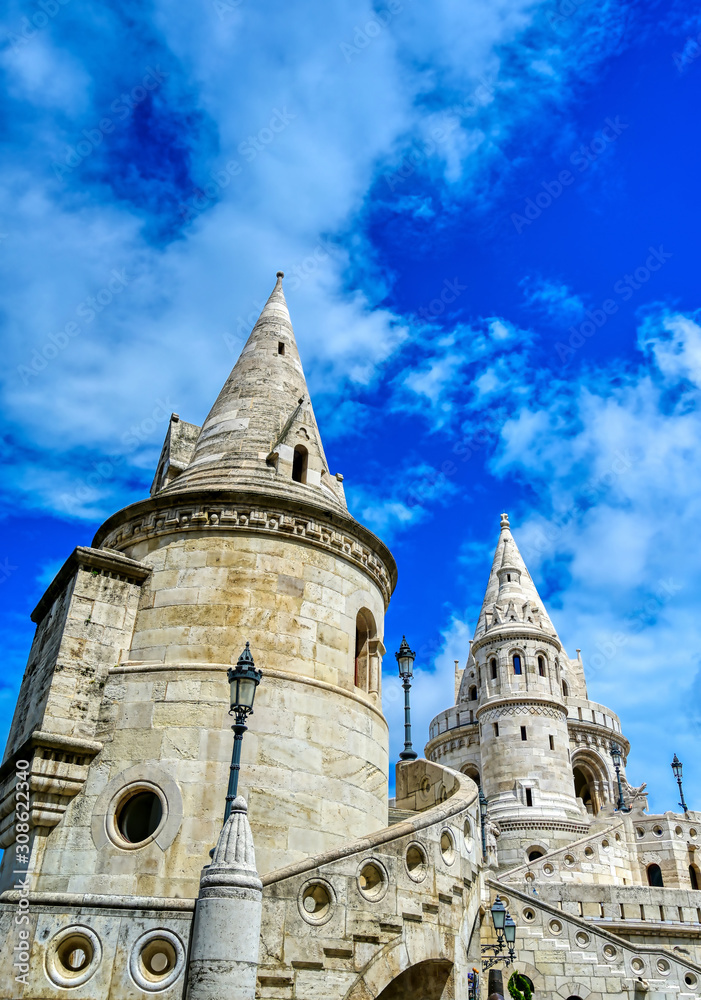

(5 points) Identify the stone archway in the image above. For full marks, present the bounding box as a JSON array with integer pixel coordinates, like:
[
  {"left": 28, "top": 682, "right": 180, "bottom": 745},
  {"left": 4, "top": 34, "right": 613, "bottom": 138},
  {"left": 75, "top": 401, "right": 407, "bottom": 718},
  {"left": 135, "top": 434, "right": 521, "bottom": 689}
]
[
  {"left": 374, "top": 960, "right": 453, "bottom": 1000},
  {"left": 571, "top": 750, "right": 610, "bottom": 815}
]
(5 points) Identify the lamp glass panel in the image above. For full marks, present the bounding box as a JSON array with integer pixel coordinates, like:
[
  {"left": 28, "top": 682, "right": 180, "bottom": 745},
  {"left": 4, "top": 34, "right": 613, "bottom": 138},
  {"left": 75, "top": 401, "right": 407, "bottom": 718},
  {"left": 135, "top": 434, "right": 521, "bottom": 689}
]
[
  {"left": 491, "top": 897, "right": 506, "bottom": 930},
  {"left": 672, "top": 760, "right": 683, "bottom": 779},
  {"left": 610, "top": 746, "right": 621, "bottom": 767},
  {"left": 237, "top": 676, "right": 256, "bottom": 709},
  {"left": 504, "top": 915, "right": 516, "bottom": 944}
]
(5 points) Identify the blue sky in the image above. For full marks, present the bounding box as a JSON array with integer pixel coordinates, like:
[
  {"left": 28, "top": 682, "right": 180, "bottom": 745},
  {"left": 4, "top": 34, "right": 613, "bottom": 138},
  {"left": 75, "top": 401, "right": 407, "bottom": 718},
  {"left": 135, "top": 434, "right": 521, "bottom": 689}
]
[{"left": 2, "top": 0, "right": 701, "bottom": 812}]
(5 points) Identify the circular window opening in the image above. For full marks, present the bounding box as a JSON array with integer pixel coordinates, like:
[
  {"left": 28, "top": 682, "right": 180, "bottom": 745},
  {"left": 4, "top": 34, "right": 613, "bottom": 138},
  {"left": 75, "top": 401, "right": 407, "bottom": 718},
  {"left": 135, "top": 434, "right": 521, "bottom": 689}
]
[
  {"left": 631, "top": 958, "right": 645, "bottom": 973},
  {"left": 575, "top": 931, "right": 590, "bottom": 947},
  {"left": 685, "top": 973, "right": 697, "bottom": 988},
  {"left": 549, "top": 919, "right": 562, "bottom": 935},
  {"left": 406, "top": 843, "right": 428, "bottom": 882},
  {"left": 117, "top": 790, "right": 163, "bottom": 845},
  {"left": 140, "top": 939, "right": 177, "bottom": 983},
  {"left": 302, "top": 883, "right": 331, "bottom": 918},
  {"left": 601, "top": 839, "right": 610, "bottom": 851},
  {"left": 584, "top": 846, "right": 594, "bottom": 858},
  {"left": 358, "top": 862, "right": 386, "bottom": 900},
  {"left": 440, "top": 830, "right": 456, "bottom": 865},
  {"left": 523, "top": 908, "right": 535, "bottom": 921},
  {"left": 564, "top": 854, "right": 576, "bottom": 867},
  {"left": 690, "top": 828, "right": 698, "bottom": 840},
  {"left": 653, "top": 825, "right": 663, "bottom": 838},
  {"left": 57, "top": 935, "right": 93, "bottom": 976},
  {"left": 542, "top": 863, "right": 555, "bottom": 876},
  {"left": 603, "top": 944, "right": 617, "bottom": 960},
  {"left": 656, "top": 959, "right": 671, "bottom": 976},
  {"left": 675, "top": 825, "right": 684, "bottom": 837}
]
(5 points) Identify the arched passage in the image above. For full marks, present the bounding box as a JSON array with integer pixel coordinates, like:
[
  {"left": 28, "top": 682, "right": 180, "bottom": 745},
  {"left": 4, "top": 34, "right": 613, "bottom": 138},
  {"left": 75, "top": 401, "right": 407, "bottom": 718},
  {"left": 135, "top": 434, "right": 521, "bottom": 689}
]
[
  {"left": 292, "top": 444, "right": 308, "bottom": 483},
  {"left": 460, "top": 763, "right": 481, "bottom": 788},
  {"left": 571, "top": 750, "right": 610, "bottom": 815},
  {"left": 647, "top": 863, "right": 664, "bottom": 887},
  {"left": 374, "top": 960, "right": 453, "bottom": 1000}
]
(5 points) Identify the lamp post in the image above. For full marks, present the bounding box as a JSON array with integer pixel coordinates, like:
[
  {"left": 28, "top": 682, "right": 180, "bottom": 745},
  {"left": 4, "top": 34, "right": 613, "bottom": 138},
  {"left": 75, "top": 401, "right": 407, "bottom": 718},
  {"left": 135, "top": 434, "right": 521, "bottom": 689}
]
[
  {"left": 396, "top": 636, "right": 418, "bottom": 761},
  {"left": 609, "top": 743, "right": 630, "bottom": 813},
  {"left": 224, "top": 642, "right": 262, "bottom": 823},
  {"left": 481, "top": 895, "right": 517, "bottom": 971},
  {"left": 672, "top": 754, "right": 689, "bottom": 814}
]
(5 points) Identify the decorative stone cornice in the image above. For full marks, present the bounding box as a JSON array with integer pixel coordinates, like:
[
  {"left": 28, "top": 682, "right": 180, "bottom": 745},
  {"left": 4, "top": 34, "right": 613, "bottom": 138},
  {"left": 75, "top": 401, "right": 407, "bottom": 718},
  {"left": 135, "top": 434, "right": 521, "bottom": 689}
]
[
  {"left": 31, "top": 546, "right": 151, "bottom": 624},
  {"left": 471, "top": 629, "right": 562, "bottom": 657},
  {"left": 568, "top": 721, "right": 630, "bottom": 759},
  {"left": 424, "top": 723, "right": 479, "bottom": 760},
  {"left": 92, "top": 488, "right": 398, "bottom": 607},
  {"left": 476, "top": 696, "right": 567, "bottom": 723}
]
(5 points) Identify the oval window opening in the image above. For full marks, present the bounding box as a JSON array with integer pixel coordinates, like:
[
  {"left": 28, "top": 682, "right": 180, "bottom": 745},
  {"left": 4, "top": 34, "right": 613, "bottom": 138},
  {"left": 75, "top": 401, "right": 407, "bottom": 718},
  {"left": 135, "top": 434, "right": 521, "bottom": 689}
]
[{"left": 117, "top": 791, "right": 163, "bottom": 844}]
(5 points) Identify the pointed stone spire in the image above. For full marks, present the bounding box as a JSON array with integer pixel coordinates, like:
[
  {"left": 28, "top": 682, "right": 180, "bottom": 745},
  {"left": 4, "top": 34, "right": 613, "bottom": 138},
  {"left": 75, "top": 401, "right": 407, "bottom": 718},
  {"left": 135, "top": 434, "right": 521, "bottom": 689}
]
[
  {"left": 474, "top": 513, "right": 558, "bottom": 640},
  {"left": 162, "top": 272, "right": 347, "bottom": 513}
]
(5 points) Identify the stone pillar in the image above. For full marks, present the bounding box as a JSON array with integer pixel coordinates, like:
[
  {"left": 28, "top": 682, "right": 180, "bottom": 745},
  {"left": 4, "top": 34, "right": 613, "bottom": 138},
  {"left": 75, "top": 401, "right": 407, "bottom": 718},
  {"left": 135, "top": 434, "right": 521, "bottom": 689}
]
[{"left": 185, "top": 797, "right": 262, "bottom": 1000}]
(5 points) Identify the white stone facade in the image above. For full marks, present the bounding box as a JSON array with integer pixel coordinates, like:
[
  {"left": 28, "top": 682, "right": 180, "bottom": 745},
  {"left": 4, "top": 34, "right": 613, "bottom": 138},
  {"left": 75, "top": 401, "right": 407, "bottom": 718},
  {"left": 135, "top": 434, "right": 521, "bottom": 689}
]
[{"left": 1, "top": 275, "right": 699, "bottom": 1000}]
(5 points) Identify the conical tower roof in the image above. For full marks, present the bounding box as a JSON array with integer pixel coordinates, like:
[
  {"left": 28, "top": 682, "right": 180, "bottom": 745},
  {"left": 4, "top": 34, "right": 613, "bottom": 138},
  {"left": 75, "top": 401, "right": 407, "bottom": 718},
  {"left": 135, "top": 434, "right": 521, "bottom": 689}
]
[
  {"left": 161, "top": 272, "right": 347, "bottom": 514},
  {"left": 473, "top": 513, "right": 560, "bottom": 641}
]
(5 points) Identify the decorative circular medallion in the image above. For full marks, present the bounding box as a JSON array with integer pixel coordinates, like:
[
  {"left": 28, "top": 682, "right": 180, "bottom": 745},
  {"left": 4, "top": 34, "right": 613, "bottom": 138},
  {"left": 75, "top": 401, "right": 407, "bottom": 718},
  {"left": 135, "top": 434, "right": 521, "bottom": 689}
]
[
  {"left": 129, "top": 929, "right": 185, "bottom": 992},
  {"left": 46, "top": 926, "right": 102, "bottom": 989}
]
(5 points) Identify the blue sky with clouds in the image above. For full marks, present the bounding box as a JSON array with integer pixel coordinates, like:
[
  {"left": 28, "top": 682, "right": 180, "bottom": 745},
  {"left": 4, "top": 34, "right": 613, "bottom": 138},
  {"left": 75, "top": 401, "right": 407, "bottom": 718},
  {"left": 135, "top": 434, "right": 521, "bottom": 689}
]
[{"left": 2, "top": 0, "right": 701, "bottom": 811}]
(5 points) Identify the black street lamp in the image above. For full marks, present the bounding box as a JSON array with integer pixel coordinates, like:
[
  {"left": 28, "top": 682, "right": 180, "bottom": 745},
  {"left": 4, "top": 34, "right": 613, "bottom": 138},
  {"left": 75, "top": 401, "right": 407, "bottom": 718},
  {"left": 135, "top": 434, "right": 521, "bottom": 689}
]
[
  {"left": 609, "top": 743, "right": 630, "bottom": 813},
  {"left": 396, "top": 636, "right": 418, "bottom": 761},
  {"left": 224, "top": 642, "right": 262, "bottom": 823},
  {"left": 672, "top": 754, "right": 689, "bottom": 814},
  {"left": 481, "top": 895, "right": 517, "bottom": 971}
]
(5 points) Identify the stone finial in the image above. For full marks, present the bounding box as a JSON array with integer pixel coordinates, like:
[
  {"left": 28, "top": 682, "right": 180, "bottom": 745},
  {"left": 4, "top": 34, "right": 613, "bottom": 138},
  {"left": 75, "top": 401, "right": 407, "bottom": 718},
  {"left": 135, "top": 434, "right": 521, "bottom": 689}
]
[
  {"left": 500, "top": 512, "right": 510, "bottom": 529},
  {"left": 276, "top": 270, "right": 284, "bottom": 279},
  {"left": 200, "top": 796, "right": 262, "bottom": 894}
]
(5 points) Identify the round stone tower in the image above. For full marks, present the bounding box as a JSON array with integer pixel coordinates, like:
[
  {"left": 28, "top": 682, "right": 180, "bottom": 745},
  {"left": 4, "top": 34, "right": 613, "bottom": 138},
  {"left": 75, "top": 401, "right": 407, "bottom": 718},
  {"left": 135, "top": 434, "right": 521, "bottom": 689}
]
[{"left": 91, "top": 272, "right": 397, "bottom": 883}]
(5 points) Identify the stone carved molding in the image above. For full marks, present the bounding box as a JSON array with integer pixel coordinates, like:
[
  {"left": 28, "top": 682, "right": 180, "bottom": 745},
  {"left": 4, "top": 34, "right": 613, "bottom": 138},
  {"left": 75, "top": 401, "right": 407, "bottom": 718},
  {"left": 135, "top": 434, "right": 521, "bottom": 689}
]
[
  {"left": 568, "top": 722, "right": 630, "bottom": 758},
  {"left": 0, "top": 731, "right": 103, "bottom": 848},
  {"left": 96, "top": 497, "right": 395, "bottom": 606},
  {"left": 479, "top": 701, "right": 567, "bottom": 724}
]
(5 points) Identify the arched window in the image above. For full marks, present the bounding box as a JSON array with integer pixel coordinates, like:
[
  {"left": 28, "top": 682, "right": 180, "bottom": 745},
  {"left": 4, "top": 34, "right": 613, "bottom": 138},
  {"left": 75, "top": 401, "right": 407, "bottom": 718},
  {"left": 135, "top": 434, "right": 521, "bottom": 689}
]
[
  {"left": 538, "top": 655, "right": 546, "bottom": 676},
  {"left": 513, "top": 654, "right": 522, "bottom": 675},
  {"left": 354, "top": 609, "right": 376, "bottom": 691},
  {"left": 647, "top": 863, "right": 664, "bottom": 887},
  {"left": 469, "top": 685, "right": 477, "bottom": 701},
  {"left": 528, "top": 849, "right": 544, "bottom": 862},
  {"left": 490, "top": 659, "right": 497, "bottom": 679},
  {"left": 562, "top": 680, "right": 569, "bottom": 697},
  {"left": 690, "top": 865, "right": 700, "bottom": 890},
  {"left": 292, "top": 445, "right": 308, "bottom": 483}
]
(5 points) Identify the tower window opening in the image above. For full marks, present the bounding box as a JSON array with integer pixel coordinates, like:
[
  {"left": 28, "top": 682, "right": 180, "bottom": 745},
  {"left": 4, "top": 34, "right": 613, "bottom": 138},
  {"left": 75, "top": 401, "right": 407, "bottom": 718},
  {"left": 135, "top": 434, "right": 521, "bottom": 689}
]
[
  {"left": 525, "top": 788, "right": 533, "bottom": 807},
  {"left": 538, "top": 655, "right": 546, "bottom": 676},
  {"left": 278, "top": 341, "right": 285, "bottom": 355},
  {"left": 513, "top": 654, "right": 522, "bottom": 675},
  {"left": 563, "top": 680, "right": 569, "bottom": 697},
  {"left": 690, "top": 865, "right": 700, "bottom": 890},
  {"left": 647, "top": 863, "right": 664, "bottom": 887},
  {"left": 292, "top": 445, "right": 308, "bottom": 484},
  {"left": 528, "top": 849, "right": 544, "bottom": 862},
  {"left": 469, "top": 685, "right": 477, "bottom": 701},
  {"left": 549, "top": 735, "right": 555, "bottom": 750},
  {"left": 521, "top": 726, "right": 527, "bottom": 741},
  {"left": 354, "top": 609, "right": 376, "bottom": 692},
  {"left": 490, "top": 659, "right": 497, "bottom": 679},
  {"left": 493, "top": 723, "right": 499, "bottom": 737},
  {"left": 507, "top": 573, "right": 511, "bottom": 581}
]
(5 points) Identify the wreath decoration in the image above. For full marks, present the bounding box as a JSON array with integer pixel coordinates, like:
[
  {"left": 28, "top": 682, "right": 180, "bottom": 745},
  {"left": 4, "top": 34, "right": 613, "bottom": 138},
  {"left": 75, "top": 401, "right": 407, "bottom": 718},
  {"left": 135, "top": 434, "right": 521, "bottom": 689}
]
[{"left": 507, "top": 971, "right": 533, "bottom": 1000}]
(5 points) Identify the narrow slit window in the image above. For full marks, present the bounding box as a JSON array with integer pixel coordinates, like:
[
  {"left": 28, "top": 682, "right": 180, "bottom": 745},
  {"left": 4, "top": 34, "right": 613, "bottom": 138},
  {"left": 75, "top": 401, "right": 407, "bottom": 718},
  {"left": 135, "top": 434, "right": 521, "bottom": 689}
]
[
  {"left": 490, "top": 659, "right": 497, "bottom": 679},
  {"left": 525, "top": 788, "right": 533, "bottom": 807},
  {"left": 493, "top": 722, "right": 499, "bottom": 737},
  {"left": 563, "top": 680, "right": 569, "bottom": 698},
  {"left": 513, "top": 654, "right": 522, "bottom": 675},
  {"left": 278, "top": 341, "right": 285, "bottom": 355},
  {"left": 549, "top": 735, "right": 555, "bottom": 750},
  {"left": 292, "top": 445, "right": 308, "bottom": 484},
  {"left": 521, "top": 726, "right": 527, "bottom": 741},
  {"left": 538, "top": 655, "right": 546, "bottom": 676}
]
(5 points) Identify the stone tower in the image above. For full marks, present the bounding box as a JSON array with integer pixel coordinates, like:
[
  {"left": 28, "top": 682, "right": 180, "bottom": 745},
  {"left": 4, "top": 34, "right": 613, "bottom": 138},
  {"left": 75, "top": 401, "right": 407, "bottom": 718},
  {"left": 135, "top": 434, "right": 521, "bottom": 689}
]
[
  {"left": 0, "top": 272, "right": 397, "bottom": 900},
  {"left": 426, "top": 513, "right": 631, "bottom": 867}
]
